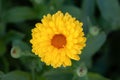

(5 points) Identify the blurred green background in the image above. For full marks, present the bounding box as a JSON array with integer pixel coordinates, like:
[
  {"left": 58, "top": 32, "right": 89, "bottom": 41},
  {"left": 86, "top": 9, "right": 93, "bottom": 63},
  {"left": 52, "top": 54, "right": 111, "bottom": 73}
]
[{"left": 0, "top": 0, "right": 120, "bottom": 80}]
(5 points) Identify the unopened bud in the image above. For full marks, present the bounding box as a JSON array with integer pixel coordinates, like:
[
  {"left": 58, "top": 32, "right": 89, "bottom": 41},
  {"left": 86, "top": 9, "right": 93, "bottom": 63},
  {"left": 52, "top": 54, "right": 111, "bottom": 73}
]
[
  {"left": 76, "top": 63, "right": 87, "bottom": 77},
  {"left": 89, "top": 26, "right": 100, "bottom": 36},
  {"left": 11, "top": 46, "right": 22, "bottom": 58}
]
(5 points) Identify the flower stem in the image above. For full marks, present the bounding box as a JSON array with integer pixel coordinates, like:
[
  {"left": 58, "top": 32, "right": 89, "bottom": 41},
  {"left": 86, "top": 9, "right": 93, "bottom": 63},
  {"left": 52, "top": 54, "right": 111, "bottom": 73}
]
[{"left": 31, "top": 62, "right": 36, "bottom": 80}]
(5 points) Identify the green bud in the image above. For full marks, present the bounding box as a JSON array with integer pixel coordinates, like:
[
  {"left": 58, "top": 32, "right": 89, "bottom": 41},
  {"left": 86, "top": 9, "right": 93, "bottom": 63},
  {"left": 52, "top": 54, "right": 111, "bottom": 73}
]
[
  {"left": 76, "top": 63, "right": 87, "bottom": 77},
  {"left": 11, "top": 46, "right": 23, "bottom": 58},
  {"left": 89, "top": 26, "right": 100, "bottom": 36}
]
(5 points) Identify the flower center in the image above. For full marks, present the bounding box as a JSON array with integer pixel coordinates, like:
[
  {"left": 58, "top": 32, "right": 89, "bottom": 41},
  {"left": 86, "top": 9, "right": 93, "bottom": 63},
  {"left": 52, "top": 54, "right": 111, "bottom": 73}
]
[{"left": 51, "top": 34, "right": 66, "bottom": 49}]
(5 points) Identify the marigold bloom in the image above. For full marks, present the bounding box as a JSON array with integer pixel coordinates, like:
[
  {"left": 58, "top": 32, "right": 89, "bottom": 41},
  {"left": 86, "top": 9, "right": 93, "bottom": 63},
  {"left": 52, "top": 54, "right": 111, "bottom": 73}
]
[{"left": 30, "top": 11, "right": 86, "bottom": 68}]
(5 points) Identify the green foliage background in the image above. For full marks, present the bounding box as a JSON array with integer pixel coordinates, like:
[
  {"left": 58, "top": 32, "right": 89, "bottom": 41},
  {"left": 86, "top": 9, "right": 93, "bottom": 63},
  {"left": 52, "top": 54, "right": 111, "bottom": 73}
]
[{"left": 0, "top": 0, "right": 120, "bottom": 80}]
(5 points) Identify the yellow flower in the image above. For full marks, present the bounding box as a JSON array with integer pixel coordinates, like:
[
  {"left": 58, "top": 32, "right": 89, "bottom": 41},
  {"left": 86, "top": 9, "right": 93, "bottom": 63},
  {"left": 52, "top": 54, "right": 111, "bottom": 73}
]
[{"left": 30, "top": 11, "right": 86, "bottom": 68}]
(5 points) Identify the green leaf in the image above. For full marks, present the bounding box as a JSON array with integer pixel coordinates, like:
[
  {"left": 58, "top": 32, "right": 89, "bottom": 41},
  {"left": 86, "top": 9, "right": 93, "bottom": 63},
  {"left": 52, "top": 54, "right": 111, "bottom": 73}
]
[
  {"left": 0, "top": 71, "right": 4, "bottom": 78},
  {"left": 4, "top": 6, "right": 36, "bottom": 22},
  {"left": 0, "top": 40, "right": 6, "bottom": 56},
  {"left": 5, "top": 30, "right": 24, "bottom": 43},
  {"left": 43, "top": 69, "right": 73, "bottom": 80},
  {"left": 97, "top": 0, "right": 120, "bottom": 30},
  {"left": 61, "top": 5, "right": 82, "bottom": 20},
  {"left": 81, "top": 32, "right": 107, "bottom": 67},
  {"left": 1, "top": 70, "right": 46, "bottom": 80},
  {"left": 36, "top": 76, "right": 46, "bottom": 80},
  {"left": 0, "top": 0, "right": 2, "bottom": 14},
  {"left": 12, "top": 40, "right": 30, "bottom": 52},
  {"left": 20, "top": 56, "right": 43, "bottom": 72},
  {"left": 34, "top": 5, "right": 52, "bottom": 19},
  {"left": 50, "top": 0, "right": 64, "bottom": 8},
  {"left": 0, "top": 22, "right": 6, "bottom": 37},
  {"left": 72, "top": 75, "right": 88, "bottom": 80},
  {"left": 1, "top": 71, "right": 31, "bottom": 80},
  {"left": 88, "top": 72, "right": 109, "bottom": 80},
  {"left": 30, "top": 0, "right": 45, "bottom": 5},
  {"left": 82, "top": 0, "right": 95, "bottom": 18}
]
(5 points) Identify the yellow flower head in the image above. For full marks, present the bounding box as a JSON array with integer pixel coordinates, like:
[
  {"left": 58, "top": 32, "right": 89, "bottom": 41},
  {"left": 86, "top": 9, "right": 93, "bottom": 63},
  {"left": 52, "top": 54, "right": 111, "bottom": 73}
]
[{"left": 30, "top": 11, "right": 86, "bottom": 68}]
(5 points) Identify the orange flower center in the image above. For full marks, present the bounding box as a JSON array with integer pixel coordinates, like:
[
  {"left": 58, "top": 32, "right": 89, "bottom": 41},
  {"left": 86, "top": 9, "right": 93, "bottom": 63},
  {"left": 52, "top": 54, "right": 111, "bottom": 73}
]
[{"left": 51, "top": 34, "right": 66, "bottom": 49}]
